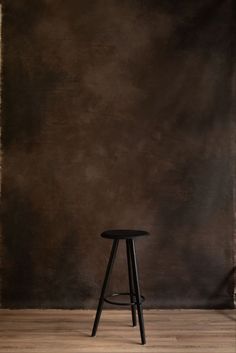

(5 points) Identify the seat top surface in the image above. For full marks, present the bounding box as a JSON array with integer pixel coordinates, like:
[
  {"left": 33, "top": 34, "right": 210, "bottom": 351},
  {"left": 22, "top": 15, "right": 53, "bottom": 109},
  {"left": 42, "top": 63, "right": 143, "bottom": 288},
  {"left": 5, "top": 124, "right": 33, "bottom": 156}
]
[{"left": 101, "top": 229, "right": 149, "bottom": 239}]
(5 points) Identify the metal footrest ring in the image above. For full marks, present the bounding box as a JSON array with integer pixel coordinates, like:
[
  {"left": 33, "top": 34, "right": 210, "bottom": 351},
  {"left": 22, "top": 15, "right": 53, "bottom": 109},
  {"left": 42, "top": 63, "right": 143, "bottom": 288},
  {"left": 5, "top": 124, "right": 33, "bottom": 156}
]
[{"left": 104, "top": 292, "right": 145, "bottom": 306}]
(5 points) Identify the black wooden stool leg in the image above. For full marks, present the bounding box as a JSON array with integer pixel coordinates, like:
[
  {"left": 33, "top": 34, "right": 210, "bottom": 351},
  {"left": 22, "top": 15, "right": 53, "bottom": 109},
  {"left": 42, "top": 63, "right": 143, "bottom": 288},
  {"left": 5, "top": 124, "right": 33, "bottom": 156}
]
[
  {"left": 129, "top": 239, "right": 146, "bottom": 345},
  {"left": 91, "top": 239, "right": 119, "bottom": 337},
  {"left": 126, "top": 240, "right": 137, "bottom": 327}
]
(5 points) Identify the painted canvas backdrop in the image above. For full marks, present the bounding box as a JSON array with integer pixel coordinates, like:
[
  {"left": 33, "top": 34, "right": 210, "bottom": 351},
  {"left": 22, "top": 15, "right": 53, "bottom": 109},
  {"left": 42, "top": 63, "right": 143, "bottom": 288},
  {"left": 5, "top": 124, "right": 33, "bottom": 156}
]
[{"left": 1, "top": 0, "right": 235, "bottom": 308}]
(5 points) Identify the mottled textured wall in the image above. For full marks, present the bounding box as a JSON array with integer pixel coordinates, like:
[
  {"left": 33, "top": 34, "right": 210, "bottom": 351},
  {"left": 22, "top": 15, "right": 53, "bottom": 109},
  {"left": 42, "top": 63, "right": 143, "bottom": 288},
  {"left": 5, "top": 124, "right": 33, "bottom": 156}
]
[
  {"left": 0, "top": 4, "right": 2, "bottom": 308},
  {"left": 2, "top": 0, "right": 235, "bottom": 308}
]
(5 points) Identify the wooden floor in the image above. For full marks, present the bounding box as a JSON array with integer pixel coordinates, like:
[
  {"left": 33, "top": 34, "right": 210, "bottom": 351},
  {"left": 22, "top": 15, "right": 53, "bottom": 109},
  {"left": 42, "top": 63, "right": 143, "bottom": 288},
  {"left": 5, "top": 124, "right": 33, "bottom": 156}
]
[{"left": 0, "top": 309, "right": 235, "bottom": 353}]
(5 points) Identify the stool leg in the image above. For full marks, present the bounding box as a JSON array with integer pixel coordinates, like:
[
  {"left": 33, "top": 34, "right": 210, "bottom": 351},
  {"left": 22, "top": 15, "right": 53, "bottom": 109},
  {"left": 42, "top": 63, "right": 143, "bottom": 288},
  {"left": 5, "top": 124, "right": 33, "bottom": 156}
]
[
  {"left": 91, "top": 239, "right": 119, "bottom": 337},
  {"left": 126, "top": 240, "right": 137, "bottom": 327},
  {"left": 129, "top": 239, "right": 146, "bottom": 345}
]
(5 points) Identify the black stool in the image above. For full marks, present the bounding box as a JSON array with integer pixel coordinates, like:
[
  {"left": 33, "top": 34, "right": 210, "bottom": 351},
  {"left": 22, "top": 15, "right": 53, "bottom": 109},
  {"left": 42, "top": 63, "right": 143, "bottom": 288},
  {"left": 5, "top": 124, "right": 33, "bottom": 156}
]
[{"left": 91, "top": 229, "right": 149, "bottom": 345}]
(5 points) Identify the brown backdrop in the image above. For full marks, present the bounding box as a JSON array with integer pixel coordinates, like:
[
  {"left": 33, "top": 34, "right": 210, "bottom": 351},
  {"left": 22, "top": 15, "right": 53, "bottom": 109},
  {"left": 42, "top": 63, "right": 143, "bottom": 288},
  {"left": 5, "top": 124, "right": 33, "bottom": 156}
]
[{"left": 1, "top": 0, "right": 235, "bottom": 308}]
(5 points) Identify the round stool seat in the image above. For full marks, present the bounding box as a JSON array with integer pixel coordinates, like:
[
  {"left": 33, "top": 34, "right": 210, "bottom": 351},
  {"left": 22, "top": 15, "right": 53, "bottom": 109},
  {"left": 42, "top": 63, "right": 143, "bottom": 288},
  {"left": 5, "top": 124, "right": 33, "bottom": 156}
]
[{"left": 101, "top": 229, "right": 149, "bottom": 240}]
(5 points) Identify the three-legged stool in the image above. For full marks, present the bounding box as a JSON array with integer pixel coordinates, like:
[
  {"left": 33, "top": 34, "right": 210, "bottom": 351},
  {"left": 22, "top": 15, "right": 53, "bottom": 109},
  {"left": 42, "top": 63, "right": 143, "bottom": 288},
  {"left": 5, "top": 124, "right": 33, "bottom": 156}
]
[{"left": 91, "top": 229, "right": 149, "bottom": 345}]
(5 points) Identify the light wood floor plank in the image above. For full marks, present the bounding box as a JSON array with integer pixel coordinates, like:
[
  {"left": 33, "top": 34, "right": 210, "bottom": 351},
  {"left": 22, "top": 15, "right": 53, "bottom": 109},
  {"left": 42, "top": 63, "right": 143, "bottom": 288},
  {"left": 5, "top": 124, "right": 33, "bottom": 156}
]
[{"left": 0, "top": 309, "right": 235, "bottom": 352}]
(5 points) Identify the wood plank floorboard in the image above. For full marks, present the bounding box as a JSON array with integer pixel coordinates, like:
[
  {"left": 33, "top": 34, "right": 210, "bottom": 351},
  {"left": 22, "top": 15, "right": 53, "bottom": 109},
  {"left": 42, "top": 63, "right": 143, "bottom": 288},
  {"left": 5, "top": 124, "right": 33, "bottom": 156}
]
[{"left": 0, "top": 309, "right": 235, "bottom": 353}]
